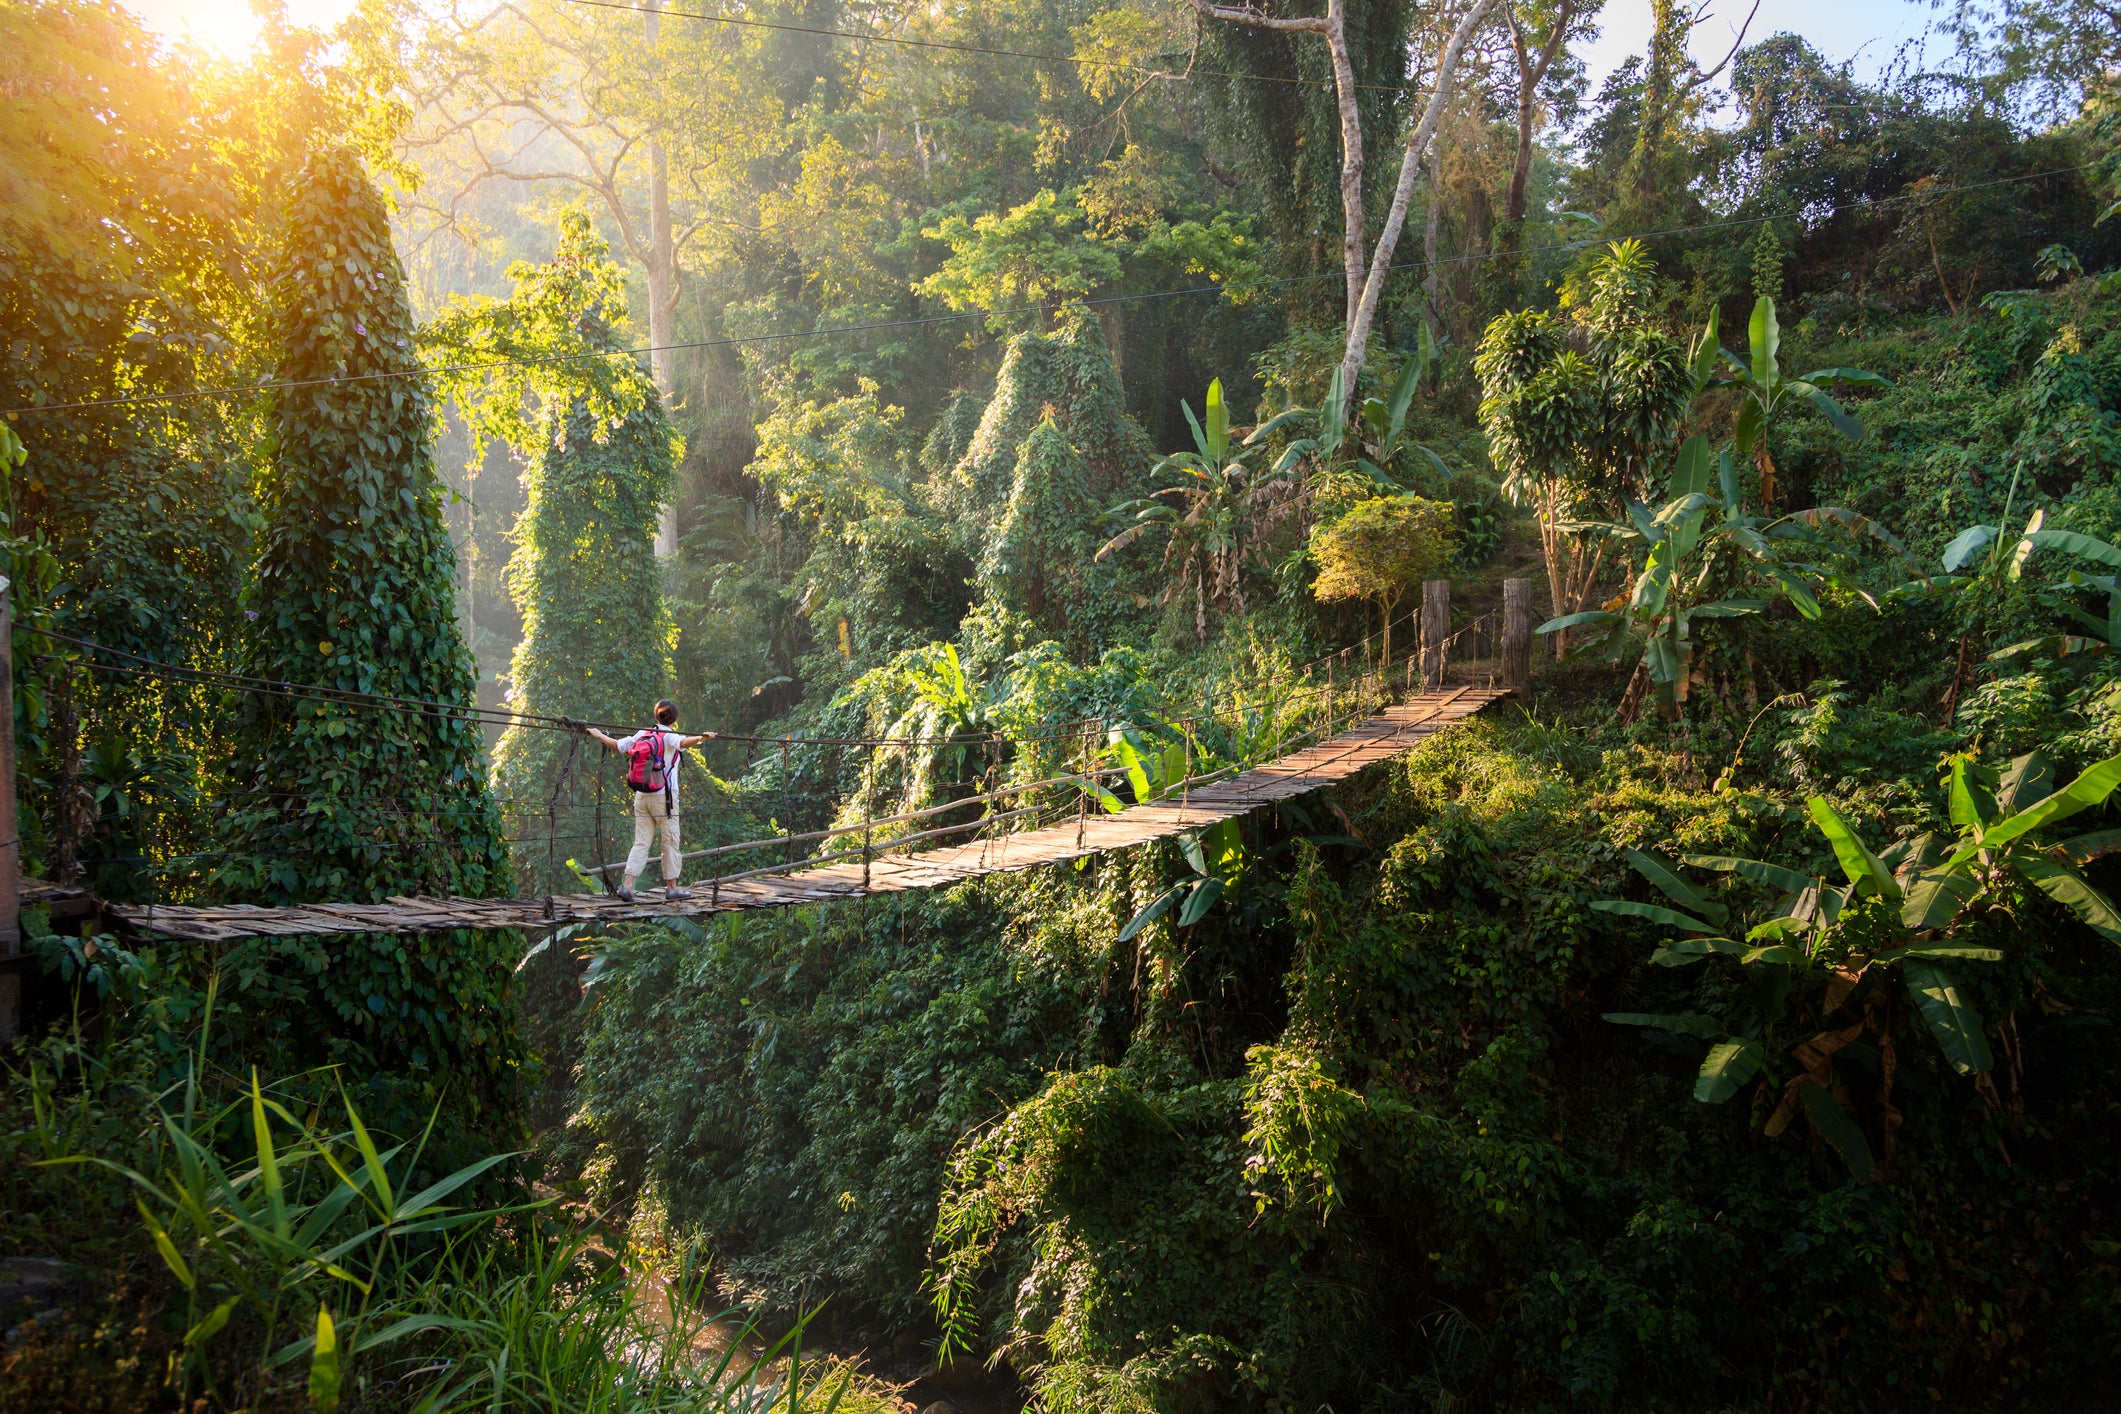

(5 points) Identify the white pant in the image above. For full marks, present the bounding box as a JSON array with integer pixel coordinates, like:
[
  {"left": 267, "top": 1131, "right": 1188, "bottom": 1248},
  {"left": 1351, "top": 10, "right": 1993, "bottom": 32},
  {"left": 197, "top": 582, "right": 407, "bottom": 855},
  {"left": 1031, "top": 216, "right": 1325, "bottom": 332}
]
[{"left": 625, "top": 790, "right": 681, "bottom": 882}]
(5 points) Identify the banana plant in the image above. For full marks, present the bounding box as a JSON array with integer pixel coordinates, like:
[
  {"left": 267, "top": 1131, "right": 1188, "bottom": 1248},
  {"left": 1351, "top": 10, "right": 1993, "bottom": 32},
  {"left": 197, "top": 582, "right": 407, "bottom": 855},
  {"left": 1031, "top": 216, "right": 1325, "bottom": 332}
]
[
  {"left": 1991, "top": 525, "right": 2121, "bottom": 661},
  {"left": 1600, "top": 750, "right": 2121, "bottom": 1178},
  {"left": 1711, "top": 294, "right": 1892, "bottom": 506},
  {"left": 1099, "top": 378, "right": 1295, "bottom": 637},
  {"left": 1120, "top": 817, "right": 1246, "bottom": 939},
  {"left": 1534, "top": 434, "right": 1893, "bottom": 715},
  {"left": 1267, "top": 344, "right": 1452, "bottom": 498}
]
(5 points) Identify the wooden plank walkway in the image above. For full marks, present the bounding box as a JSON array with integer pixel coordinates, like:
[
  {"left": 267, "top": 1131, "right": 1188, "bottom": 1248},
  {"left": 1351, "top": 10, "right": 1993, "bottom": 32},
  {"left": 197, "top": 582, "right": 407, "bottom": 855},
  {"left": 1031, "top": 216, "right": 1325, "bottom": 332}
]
[{"left": 105, "top": 687, "right": 1509, "bottom": 942}]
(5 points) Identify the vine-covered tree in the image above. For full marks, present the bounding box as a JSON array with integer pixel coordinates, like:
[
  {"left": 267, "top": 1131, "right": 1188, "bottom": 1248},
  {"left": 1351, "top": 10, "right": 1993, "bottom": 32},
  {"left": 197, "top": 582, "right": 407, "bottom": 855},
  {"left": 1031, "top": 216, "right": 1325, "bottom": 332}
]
[
  {"left": 980, "top": 414, "right": 1099, "bottom": 638},
  {"left": 425, "top": 211, "right": 678, "bottom": 891},
  {"left": 217, "top": 147, "right": 517, "bottom": 1139}
]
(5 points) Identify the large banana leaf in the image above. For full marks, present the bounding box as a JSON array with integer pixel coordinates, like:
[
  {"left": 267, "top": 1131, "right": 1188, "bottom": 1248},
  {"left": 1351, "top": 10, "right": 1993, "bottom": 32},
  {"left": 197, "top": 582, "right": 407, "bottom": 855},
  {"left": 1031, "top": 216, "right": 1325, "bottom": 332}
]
[
  {"left": 1948, "top": 756, "right": 1999, "bottom": 830},
  {"left": 1900, "top": 867, "right": 1979, "bottom": 932},
  {"left": 1806, "top": 797, "right": 1901, "bottom": 900},
  {"left": 1622, "top": 848, "right": 1728, "bottom": 924},
  {"left": 1942, "top": 524, "right": 1999, "bottom": 572},
  {"left": 1975, "top": 752, "right": 2121, "bottom": 850},
  {"left": 1669, "top": 434, "right": 1713, "bottom": 497},
  {"left": 1696, "top": 1038, "right": 1766, "bottom": 1103},
  {"left": 1903, "top": 960, "right": 1993, "bottom": 1074},
  {"left": 2020, "top": 858, "right": 2121, "bottom": 945},
  {"left": 1591, "top": 899, "right": 1720, "bottom": 933},
  {"left": 2025, "top": 527, "right": 2121, "bottom": 569},
  {"left": 1683, "top": 854, "right": 1816, "bottom": 893},
  {"left": 1749, "top": 294, "right": 1780, "bottom": 390}
]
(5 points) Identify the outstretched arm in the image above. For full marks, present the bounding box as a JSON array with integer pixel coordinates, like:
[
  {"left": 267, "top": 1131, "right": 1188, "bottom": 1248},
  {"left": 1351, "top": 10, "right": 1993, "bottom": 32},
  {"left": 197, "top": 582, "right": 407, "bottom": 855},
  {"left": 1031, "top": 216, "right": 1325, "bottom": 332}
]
[
  {"left": 583, "top": 726, "right": 622, "bottom": 751},
  {"left": 681, "top": 731, "right": 718, "bottom": 748}
]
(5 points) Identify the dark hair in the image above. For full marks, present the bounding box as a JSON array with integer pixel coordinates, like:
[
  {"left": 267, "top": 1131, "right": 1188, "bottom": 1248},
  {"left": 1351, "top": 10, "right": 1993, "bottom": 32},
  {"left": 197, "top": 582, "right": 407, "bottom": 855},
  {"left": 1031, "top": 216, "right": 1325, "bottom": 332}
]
[{"left": 654, "top": 699, "right": 679, "bottom": 726}]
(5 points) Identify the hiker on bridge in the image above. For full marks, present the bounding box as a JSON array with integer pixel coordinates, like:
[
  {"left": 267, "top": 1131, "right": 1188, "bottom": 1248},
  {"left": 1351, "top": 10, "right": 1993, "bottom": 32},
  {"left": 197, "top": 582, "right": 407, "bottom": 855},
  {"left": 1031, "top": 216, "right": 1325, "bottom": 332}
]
[{"left": 580, "top": 701, "right": 717, "bottom": 902}]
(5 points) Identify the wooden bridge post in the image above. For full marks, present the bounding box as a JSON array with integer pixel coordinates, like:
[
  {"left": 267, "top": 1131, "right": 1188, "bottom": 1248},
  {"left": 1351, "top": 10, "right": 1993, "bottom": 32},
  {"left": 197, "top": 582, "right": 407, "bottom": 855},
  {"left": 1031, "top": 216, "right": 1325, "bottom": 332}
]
[
  {"left": 0, "top": 586, "right": 19, "bottom": 1042},
  {"left": 1420, "top": 579, "right": 1450, "bottom": 689},
  {"left": 1502, "top": 577, "right": 1533, "bottom": 695}
]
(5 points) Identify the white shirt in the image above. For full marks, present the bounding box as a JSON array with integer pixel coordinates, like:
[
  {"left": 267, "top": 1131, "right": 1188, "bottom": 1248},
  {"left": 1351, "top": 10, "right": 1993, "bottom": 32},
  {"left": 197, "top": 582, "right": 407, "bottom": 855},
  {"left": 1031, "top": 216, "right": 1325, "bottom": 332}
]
[{"left": 614, "top": 728, "right": 685, "bottom": 806}]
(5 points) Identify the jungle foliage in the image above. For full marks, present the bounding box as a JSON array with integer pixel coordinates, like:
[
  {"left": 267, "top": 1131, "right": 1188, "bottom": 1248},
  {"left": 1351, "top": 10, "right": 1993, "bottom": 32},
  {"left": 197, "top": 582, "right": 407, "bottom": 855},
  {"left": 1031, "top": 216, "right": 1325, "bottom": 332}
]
[{"left": 14, "top": 0, "right": 2121, "bottom": 1410}]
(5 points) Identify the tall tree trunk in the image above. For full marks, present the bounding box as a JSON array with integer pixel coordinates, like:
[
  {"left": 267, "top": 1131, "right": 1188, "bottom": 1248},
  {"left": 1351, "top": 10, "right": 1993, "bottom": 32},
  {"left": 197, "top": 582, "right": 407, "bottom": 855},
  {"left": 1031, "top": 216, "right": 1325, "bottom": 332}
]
[{"left": 1339, "top": 0, "right": 1496, "bottom": 398}]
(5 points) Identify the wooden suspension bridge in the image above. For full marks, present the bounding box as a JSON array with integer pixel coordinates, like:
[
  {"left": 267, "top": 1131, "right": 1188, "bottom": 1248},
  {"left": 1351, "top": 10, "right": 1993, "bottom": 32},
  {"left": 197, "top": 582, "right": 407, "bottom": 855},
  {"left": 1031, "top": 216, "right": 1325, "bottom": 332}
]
[{"left": 98, "top": 685, "right": 1513, "bottom": 943}]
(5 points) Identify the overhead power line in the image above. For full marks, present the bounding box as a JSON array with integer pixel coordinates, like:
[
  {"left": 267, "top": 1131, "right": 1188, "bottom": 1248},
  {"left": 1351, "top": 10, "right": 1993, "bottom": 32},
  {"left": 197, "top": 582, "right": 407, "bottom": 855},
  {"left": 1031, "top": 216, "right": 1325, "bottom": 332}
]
[
  {"left": 0, "top": 163, "right": 2088, "bottom": 420},
  {"left": 561, "top": 0, "right": 1419, "bottom": 94}
]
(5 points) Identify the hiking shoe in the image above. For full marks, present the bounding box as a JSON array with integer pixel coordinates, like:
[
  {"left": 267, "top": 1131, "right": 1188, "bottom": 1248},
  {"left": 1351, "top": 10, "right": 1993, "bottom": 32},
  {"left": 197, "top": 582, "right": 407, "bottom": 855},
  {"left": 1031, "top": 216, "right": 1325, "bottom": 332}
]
[
  {"left": 664, "top": 885, "right": 693, "bottom": 900},
  {"left": 613, "top": 886, "right": 635, "bottom": 903}
]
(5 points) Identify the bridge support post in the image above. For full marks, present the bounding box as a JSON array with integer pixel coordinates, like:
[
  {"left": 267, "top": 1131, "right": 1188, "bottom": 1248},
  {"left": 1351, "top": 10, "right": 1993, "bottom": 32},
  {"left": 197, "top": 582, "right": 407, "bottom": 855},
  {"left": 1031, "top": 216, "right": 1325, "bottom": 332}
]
[
  {"left": 1420, "top": 579, "right": 1450, "bottom": 689},
  {"left": 1503, "top": 577, "right": 1533, "bottom": 695}
]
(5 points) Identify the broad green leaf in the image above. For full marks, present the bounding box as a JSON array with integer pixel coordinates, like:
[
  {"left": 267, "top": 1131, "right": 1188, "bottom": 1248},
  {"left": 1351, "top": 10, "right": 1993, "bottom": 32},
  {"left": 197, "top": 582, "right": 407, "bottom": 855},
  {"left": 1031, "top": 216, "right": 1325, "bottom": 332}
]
[
  {"left": 2021, "top": 858, "right": 2121, "bottom": 945},
  {"left": 1181, "top": 397, "right": 1211, "bottom": 461},
  {"left": 1799, "top": 366, "right": 1893, "bottom": 391},
  {"left": 1644, "top": 630, "right": 1688, "bottom": 687},
  {"left": 1696, "top": 1038, "right": 1765, "bottom": 1103},
  {"left": 1651, "top": 937, "right": 1746, "bottom": 966},
  {"left": 2024, "top": 527, "right": 2121, "bottom": 569},
  {"left": 1749, "top": 294, "right": 1780, "bottom": 389},
  {"left": 1535, "top": 610, "right": 1622, "bottom": 635},
  {"left": 1718, "top": 447, "right": 1742, "bottom": 510},
  {"left": 1386, "top": 354, "right": 1421, "bottom": 431},
  {"left": 1684, "top": 854, "right": 1816, "bottom": 893},
  {"left": 1741, "top": 944, "right": 1804, "bottom": 965},
  {"left": 1686, "top": 599, "right": 1767, "bottom": 619},
  {"left": 1204, "top": 378, "right": 1229, "bottom": 461},
  {"left": 1942, "top": 524, "right": 1998, "bottom": 573},
  {"left": 1871, "top": 944, "right": 2004, "bottom": 964},
  {"left": 1119, "top": 883, "right": 1187, "bottom": 942},
  {"left": 1900, "top": 867, "right": 1979, "bottom": 931},
  {"left": 310, "top": 1307, "right": 342, "bottom": 1414},
  {"left": 1735, "top": 396, "right": 1766, "bottom": 455},
  {"left": 1591, "top": 899, "right": 1719, "bottom": 933},
  {"left": 1797, "top": 386, "right": 1866, "bottom": 442},
  {"left": 1995, "top": 751, "right": 2057, "bottom": 817},
  {"left": 1747, "top": 915, "right": 1813, "bottom": 942},
  {"left": 1767, "top": 566, "right": 1822, "bottom": 619},
  {"left": 1989, "top": 634, "right": 2114, "bottom": 662},
  {"left": 1805, "top": 797, "right": 1901, "bottom": 900},
  {"left": 1622, "top": 848, "right": 1728, "bottom": 924},
  {"left": 1904, "top": 961, "right": 1993, "bottom": 1074},
  {"left": 1688, "top": 306, "right": 1723, "bottom": 391},
  {"left": 1982, "top": 752, "right": 2121, "bottom": 848},
  {"left": 1178, "top": 829, "right": 1207, "bottom": 875},
  {"left": 1668, "top": 434, "right": 1713, "bottom": 497},
  {"left": 1175, "top": 876, "right": 1227, "bottom": 927},
  {"left": 1798, "top": 1082, "right": 1875, "bottom": 1181},
  {"left": 1948, "top": 755, "right": 1999, "bottom": 830},
  {"left": 1604, "top": 1011, "right": 1724, "bottom": 1040}
]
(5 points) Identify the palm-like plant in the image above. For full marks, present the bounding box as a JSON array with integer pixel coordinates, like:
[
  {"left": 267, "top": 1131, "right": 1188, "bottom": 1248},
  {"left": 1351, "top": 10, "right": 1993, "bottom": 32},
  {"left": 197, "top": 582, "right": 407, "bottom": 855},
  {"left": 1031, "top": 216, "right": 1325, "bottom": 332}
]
[
  {"left": 1537, "top": 434, "right": 1898, "bottom": 717},
  {"left": 1711, "top": 295, "right": 1891, "bottom": 507},
  {"left": 1098, "top": 379, "right": 1295, "bottom": 640},
  {"left": 1601, "top": 750, "right": 2121, "bottom": 1179}
]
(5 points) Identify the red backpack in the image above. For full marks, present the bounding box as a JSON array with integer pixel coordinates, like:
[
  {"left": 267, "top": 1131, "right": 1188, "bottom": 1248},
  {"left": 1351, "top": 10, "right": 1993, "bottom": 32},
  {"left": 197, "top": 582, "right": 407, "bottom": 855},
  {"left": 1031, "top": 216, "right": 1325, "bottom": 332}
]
[{"left": 626, "top": 730, "right": 671, "bottom": 794}]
